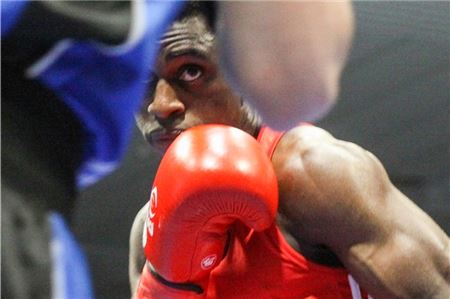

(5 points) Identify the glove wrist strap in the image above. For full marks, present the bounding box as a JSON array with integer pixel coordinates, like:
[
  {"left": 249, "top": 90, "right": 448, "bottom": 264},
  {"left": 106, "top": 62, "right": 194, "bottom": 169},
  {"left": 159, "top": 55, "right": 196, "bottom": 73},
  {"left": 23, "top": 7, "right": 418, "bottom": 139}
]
[{"left": 147, "top": 262, "right": 204, "bottom": 294}]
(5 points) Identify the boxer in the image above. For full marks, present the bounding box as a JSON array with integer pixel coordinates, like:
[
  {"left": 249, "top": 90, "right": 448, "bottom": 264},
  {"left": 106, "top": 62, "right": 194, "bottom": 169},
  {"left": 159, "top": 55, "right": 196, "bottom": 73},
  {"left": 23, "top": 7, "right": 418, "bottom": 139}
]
[
  {"left": 130, "top": 4, "right": 449, "bottom": 299},
  {"left": 2, "top": 1, "right": 354, "bottom": 297}
]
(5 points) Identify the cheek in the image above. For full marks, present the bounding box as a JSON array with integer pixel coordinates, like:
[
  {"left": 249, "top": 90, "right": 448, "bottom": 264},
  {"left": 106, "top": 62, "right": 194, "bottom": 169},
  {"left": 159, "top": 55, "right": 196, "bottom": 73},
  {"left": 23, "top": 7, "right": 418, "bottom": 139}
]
[
  {"left": 135, "top": 113, "right": 157, "bottom": 132},
  {"left": 207, "top": 98, "right": 240, "bottom": 124},
  {"left": 186, "top": 85, "right": 242, "bottom": 126},
  {"left": 135, "top": 114, "right": 145, "bottom": 130},
  {"left": 135, "top": 117, "right": 149, "bottom": 136}
]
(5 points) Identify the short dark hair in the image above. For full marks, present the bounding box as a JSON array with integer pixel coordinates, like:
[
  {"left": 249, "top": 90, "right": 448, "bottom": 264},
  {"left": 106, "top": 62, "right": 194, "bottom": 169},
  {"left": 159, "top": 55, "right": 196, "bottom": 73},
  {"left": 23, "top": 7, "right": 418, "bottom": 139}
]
[{"left": 176, "top": 1, "right": 217, "bottom": 32}]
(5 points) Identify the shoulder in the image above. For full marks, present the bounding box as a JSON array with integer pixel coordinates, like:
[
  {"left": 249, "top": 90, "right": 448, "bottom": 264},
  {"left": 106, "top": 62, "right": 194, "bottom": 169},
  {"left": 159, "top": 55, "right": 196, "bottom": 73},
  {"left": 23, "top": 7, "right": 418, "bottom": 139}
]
[
  {"left": 272, "top": 125, "right": 391, "bottom": 242},
  {"left": 274, "top": 125, "right": 384, "bottom": 181}
]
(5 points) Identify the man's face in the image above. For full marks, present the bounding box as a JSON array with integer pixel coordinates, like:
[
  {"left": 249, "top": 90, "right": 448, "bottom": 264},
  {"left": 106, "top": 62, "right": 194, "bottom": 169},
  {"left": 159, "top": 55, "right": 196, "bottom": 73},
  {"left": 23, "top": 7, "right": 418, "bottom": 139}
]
[{"left": 136, "top": 16, "right": 242, "bottom": 153}]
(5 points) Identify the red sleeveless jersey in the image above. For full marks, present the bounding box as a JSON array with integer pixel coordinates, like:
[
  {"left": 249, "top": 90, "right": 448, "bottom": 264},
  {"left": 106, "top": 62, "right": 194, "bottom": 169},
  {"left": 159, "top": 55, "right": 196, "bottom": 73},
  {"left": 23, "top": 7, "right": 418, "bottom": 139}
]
[{"left": 206, "top": 126, "right": 370, "bottom": 299}]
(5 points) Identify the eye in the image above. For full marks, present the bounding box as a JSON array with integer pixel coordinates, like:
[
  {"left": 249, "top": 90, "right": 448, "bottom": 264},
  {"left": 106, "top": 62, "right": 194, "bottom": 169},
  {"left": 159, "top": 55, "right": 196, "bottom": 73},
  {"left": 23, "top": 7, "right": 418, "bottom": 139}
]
[{"left": 178, "top": 65, "right": 203, "bottom": 82}]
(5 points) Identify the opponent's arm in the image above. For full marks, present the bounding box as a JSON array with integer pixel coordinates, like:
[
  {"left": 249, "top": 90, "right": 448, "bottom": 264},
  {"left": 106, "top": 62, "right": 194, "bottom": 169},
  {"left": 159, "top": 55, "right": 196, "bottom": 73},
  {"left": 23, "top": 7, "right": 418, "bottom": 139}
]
[
  {"left": 274, "top": 126, "right": 450, "bottom": 299},
  {"left": 129, "top": 203, "right": 148, "bottom": 298},
  {"left": 216, "top": 1, "right": 354, "bottom": 129}
]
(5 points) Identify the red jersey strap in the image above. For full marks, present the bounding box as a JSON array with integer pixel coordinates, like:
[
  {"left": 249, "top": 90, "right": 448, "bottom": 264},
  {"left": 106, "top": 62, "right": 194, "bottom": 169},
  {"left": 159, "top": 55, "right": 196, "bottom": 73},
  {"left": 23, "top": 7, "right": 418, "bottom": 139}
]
[{"left": 256, "top": 126, "right": 285, "bottom": 159}]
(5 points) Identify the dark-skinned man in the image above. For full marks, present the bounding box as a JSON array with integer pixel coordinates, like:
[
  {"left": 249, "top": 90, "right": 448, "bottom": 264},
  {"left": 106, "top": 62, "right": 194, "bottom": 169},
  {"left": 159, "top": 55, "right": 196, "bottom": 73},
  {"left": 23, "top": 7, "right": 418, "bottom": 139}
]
[
  {"left": 129, "top": 4, "right": 449, "bottom": 299},
  {"left": 2, "top": 1, "right": 355, "bottom": 297}
]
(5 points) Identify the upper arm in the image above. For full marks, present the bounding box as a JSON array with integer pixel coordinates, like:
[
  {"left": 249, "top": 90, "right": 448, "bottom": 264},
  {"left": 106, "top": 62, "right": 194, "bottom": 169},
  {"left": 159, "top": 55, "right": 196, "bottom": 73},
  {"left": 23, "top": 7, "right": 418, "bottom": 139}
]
[
  {"left": 274, "top": 126, "right": 450, "bottom": 298},
  {"left": 129, "top": 202, "right": 148, "bottom": 297}
]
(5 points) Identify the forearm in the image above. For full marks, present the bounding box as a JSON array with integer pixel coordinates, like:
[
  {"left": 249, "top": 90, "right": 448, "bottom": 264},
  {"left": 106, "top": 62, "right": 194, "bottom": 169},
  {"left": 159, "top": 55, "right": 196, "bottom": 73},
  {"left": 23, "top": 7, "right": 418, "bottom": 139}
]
[
  {"left": 344, "top": 229, "right": 450, "bottom": 298},
  {"left": 216, "top": 1, "right": 354, "bottom": 129}
]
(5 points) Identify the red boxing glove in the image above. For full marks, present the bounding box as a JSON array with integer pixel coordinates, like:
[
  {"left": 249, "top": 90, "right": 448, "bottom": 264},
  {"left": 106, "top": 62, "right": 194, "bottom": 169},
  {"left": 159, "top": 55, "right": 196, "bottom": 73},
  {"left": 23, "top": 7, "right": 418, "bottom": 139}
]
[{"left": 139, "top": 125, "right": 278, "bottom": 298}]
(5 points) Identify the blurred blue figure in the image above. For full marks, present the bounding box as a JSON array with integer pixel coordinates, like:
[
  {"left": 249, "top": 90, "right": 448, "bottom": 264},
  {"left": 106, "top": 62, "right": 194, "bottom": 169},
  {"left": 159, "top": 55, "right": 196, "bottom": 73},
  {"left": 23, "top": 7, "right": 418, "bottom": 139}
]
[{"left": 1, "top": 1, "right": 184, "bottom": 298}]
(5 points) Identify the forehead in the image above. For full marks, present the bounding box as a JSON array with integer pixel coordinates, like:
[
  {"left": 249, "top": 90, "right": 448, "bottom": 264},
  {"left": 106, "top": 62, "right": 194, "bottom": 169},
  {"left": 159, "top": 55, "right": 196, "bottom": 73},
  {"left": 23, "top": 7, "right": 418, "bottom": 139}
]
[{"left": 158, "top": 16, "right": 215, "bottom": 63}]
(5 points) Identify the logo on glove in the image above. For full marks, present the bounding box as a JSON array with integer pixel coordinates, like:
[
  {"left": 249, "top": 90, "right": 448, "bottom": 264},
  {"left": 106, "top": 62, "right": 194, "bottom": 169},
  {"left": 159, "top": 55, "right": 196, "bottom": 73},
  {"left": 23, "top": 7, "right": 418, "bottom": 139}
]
[
  {"left": 149, "top": 187, "right": 158, "bottom": 219},
  {"left": 147, "top": 187, "right": 158, "bottom": 238},
  {"left": 201, "top": 254, "right": 217, "bottom": 270}
]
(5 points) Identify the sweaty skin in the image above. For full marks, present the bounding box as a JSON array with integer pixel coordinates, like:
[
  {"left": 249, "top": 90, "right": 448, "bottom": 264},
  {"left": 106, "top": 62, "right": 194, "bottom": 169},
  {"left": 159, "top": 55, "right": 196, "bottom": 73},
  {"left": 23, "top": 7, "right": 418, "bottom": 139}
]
[
  {"left": 131, "top": 13, "right": 450, "bottom": 299},
  {"left": 272, "top": 126, "right": 450, "bottom": 299}
]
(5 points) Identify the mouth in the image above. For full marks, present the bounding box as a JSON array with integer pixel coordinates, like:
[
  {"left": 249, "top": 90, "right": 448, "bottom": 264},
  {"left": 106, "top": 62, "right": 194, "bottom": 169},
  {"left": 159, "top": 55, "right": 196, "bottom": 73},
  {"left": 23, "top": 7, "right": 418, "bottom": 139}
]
[{"left": 146, "top": 129, "right": 184, "bottom": 151}]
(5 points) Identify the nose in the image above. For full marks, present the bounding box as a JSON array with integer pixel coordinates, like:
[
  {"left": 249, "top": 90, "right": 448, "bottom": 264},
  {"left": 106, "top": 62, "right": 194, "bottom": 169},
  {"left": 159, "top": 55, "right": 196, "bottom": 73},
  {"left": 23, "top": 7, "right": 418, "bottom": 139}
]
[{"left": 148, "top": 79, "right": 185, "bottom": 119}]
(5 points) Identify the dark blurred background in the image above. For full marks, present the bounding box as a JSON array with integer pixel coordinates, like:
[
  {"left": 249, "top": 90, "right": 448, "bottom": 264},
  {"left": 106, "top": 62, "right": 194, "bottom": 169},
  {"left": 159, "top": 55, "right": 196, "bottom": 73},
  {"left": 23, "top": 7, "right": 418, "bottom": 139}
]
[{"left": 72, "top": 2, "right": 450, "bottom": 298}]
